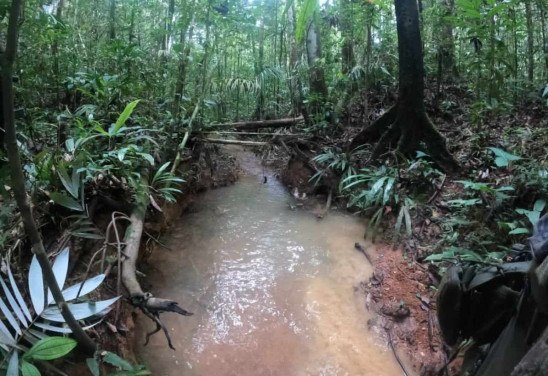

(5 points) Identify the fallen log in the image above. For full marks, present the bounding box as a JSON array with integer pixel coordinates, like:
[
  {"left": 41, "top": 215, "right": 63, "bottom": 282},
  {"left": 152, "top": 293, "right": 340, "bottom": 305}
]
[
  {"left": 200, "top": 138, "right": 268, "bottom": 146},
  {"left": 210, "top": 116, "right": 304, "bottom": 130},
  {"left": 198, "top": 131, "right": 308, "bottom": 137},
  {"left": 122, "top": 177, "right": 193, "bottom": 350}
]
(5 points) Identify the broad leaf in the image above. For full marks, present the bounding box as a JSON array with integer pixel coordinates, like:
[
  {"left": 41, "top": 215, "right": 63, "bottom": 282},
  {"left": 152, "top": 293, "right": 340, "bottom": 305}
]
[
  {"left": 112, "top": 100, "right": 140, "bottom": 135},
  {"left": 508, "top": 228, "right": 529, "bottom": 235},
  {"left": 487, "top": 147, "right": 522, "bottom": 167},
  {"left": 534, "top": 199, "right": 546, "bottom": 213},
  {"left": 86, "top": 358, "right": 101, "bottom": 376},
  {"left": 24, "top": 336, "right": 77, "bottom": 361},
  {"left": 103, "top": 351, "right": 134, "bottom": 371},
  {"left": 21, "top": 361, "right": 41, "bottom": 376}
]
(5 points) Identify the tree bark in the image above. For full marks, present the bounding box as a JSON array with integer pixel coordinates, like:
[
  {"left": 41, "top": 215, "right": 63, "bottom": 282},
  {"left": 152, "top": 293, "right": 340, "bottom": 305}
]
[
  {"left": 109, "top": 0, "right": 116, "bottom": 40},
  {"left": 349, "top": 0, "right": 458, "bottom": 172},
  {"left": 305, "top": 8, "right": 328, "bottom": 116},
  {"left": 525, "top": 0, "right": 534, "bottom": 84},
  {"left": 1, "top": 0, "right": 96, "bottom": 354}
]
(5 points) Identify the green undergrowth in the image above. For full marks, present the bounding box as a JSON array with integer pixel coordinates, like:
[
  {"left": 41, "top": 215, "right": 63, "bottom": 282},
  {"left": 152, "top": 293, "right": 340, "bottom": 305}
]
[{"left": 311, "top": 143, "right": 548, "bottom": 265}]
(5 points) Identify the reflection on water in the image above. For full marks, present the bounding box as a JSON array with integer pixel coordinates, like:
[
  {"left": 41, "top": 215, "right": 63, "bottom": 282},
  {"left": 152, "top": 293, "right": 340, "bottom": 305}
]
[{"left": 135, "top": 151, "right": 403, "bottom": 376}]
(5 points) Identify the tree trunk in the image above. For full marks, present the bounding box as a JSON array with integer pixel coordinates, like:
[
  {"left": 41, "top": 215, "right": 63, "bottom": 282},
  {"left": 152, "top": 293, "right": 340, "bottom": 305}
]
[
  {"left": 173, "top": 20, "right": 194, "bottom": 118},
  {"left": 109, "top": 0, "right": 116, "bottom": 40},
  {"left": 525, "top": 0, "right": 534, "bottom": 85},
  {"left": 0, "top": 69, "right": 4, "bottom": 151},
  {"left": 305, "top": 9, "right": 328, "bottom": 116},
  {"left": 539, "top": 0, "right": 547, "bottom": 80},
  {"left": 1, "top": 0, "right": 96, "bottom": 354},
  {"left": 349, "top": 0, "right": 458, "bottom": 172},
  {"left": 441, "top": 0, "right": 457, "bottom": 77},
  {"left": 288, "top": 3, "right": 302, "bottom": 116}
]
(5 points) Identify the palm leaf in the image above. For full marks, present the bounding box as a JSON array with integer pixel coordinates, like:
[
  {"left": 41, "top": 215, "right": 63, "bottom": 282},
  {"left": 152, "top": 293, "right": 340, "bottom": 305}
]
[{"left": 0, "top": 249, "right": 117, "bottom": 372}]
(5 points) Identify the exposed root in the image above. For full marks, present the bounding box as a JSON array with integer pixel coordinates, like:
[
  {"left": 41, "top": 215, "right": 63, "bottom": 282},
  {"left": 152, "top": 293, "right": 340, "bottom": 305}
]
[{"left": 351, "top": 105, "right": 458, "bottom": 173}]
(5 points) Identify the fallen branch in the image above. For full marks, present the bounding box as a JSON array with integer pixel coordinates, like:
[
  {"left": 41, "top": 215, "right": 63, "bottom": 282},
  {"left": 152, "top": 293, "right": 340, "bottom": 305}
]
[
  {"left": 200, "top": 138, "right": 268, "bottom": 146},
  {"left": 210, "top": 116, "right": 304, "bottom": 130},
  {"left": 121, "top": 177, "right": 193, "bottom": 350},
  {"left": 355, "top": 242, "right": 374, "bottom": 265},
  {"left": 198, "top": 131, "right": 308, "bottom": 137}
]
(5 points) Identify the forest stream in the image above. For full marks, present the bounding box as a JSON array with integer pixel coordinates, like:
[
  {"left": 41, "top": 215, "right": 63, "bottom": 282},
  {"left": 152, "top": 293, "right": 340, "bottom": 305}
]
[{"left": 134, "top": 148, "right": 406, "bottom": 376}]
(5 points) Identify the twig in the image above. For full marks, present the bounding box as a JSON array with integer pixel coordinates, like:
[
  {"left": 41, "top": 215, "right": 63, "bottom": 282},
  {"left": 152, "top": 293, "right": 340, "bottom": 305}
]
[
  {"left": 354, "top": 242, "right": 374, "bottom": 265},
  {"left": 427, "top": 174, "right": 447, "bottom": 204},
  {"left": 386, "top": 327, "right": 410, "bottom": 376},
  {"left": 427, "top": 310, "right": 435, "bottom": 351},
  {"left": 144, "top": 230, "right": 174, "bottom": 252}
]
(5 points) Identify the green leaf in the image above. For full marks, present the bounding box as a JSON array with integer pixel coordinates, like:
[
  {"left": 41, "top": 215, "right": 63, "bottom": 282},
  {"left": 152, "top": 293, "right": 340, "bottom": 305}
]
[
  {"left": 534, "top": 199, "right": 546, "bottom": 213},
  {"left": 57, "top": 164, "right": 79, "bottom": 199},
  {"left": 21, "top": 361, "right": 41, "bottom": 376},
  {"left": 49, "top": 192, "right": 84, "bottom": 211},
  {"left": 383, "top": 177, "right": 395, "bottom": 205},
  {"left": 296, "top": 0, "right": 318, "bottom": 42},
  {"left": 113, "top": 100, "right": 140, "bottom": 135},
  {"left": 24, "top": 337, "right": 77, "bottom": 361},
  {"left": 86, "top": 358, "right": 101, "bottom": 376},
  {"left": 138, "top": 153, "right": 155, "bottom": 166},
  {"left": 447, "top": 198, "right": 480, "bottom": 207},
  {"left": 7, "top": 350, "right": 19, "bottom": 376},
  {"left": 103, "top": 351, "right": 134, "bottom": 371},
  {"left": 508, "top": 228, "right": 529, "bottom": 235},
  {"left": 487, "top": 147, "right": 522, "bottom": 168}
]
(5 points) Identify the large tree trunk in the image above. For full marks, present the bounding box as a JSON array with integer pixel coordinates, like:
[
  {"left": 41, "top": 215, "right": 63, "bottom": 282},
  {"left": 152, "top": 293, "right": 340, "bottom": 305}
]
[
  {"left": 525, "top": 0, "right": 534, "bottom": 84},
  {"left": 288, "top": 3, "right": 303, "bottom": 117},
  {"left": 305, "top": 11, "right": 328, "bottom": 116},
  {"left": 0, "top": 69, "right": 4, "bottom": 151},
  {"left": 349, "top": 0, "right": 458, "bottom": 172},
  {"left": 1, "top": 0, "right": 96, "bottom": 353}
]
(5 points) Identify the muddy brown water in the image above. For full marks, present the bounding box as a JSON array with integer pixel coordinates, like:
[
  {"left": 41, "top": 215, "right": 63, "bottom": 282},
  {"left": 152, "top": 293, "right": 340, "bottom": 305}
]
[{"left": 135, "top": 148, "right": 405, "bottom": 376}]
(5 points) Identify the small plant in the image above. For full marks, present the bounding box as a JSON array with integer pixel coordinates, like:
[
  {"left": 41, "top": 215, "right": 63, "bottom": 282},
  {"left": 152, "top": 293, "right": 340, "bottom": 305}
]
[
  {"left": 148, "top": 162, "right": 185, "bottom": 209},
  {"left": 86, "top": 351, "right": 151, "bottom": 376},
  {"left": 342, "top": 165, "right": 401, "bottom": 239},
  {"left": 0, "top": 248, "right": 119, "bottom": 374},
  {"left": 504, "top": 199, "right": 547, "bottom": 235},
  {"left": 310, "top": 147, "right": 357, "bottom": 191},
  {"left": 487, "top": 147, "right": 522, "bottom": 168}
]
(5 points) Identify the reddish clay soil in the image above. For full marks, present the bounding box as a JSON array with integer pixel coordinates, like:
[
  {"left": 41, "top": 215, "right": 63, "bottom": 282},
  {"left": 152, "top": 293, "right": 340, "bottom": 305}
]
[{"left": 364, "top": 245, "right": 451, "bottom": 376}]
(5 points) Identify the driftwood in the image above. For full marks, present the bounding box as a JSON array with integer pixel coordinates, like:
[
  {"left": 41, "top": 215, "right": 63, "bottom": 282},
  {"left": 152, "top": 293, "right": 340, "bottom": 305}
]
[
  {"left": 122, "top": 178, "right": 193, "bottom": 350},
  {"left": 200, "top": 138, "right": 268, "bottom": 146},
  {"left": 354, "top": 242, "right": 374, "bottom": 265},
  {"left": 211, "top": 116, "right": 304, "bottom": 130}
]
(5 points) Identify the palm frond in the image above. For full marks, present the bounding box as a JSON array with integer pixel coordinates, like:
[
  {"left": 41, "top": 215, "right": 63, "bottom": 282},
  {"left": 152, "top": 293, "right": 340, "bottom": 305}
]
[{"left": 0, "top": 248, "right": 118, "bottom": 373}]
